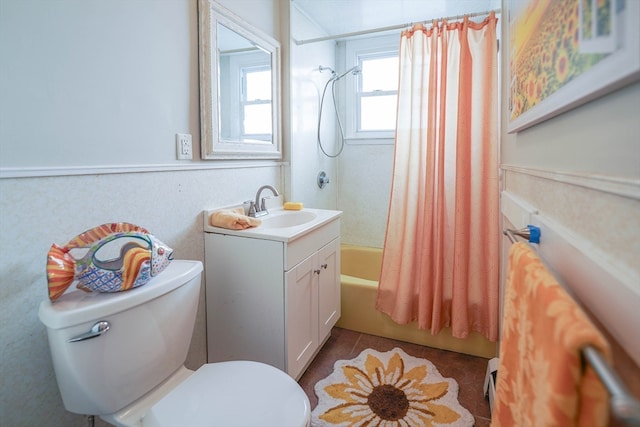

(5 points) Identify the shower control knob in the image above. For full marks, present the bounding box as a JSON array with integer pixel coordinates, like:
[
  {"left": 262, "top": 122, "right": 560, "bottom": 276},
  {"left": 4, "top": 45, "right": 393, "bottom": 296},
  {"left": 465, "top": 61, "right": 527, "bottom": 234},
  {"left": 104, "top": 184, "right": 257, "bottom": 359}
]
[{"left": 317, "top": 171, "right": 330, "bottom": 189}]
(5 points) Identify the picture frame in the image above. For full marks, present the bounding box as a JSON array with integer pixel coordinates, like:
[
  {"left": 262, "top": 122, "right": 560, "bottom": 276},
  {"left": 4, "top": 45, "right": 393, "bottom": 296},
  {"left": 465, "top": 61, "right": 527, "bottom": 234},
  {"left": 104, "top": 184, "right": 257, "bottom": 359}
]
[{"left": 507, "top": 0, "right": 640, "bottom": 133}]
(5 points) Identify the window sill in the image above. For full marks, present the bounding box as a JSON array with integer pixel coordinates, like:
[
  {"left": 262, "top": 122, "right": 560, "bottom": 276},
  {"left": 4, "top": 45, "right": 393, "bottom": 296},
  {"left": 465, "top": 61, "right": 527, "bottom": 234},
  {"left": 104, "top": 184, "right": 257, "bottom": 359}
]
[{"left": 346, "top": 137, "right": 395, "bottom": 145}]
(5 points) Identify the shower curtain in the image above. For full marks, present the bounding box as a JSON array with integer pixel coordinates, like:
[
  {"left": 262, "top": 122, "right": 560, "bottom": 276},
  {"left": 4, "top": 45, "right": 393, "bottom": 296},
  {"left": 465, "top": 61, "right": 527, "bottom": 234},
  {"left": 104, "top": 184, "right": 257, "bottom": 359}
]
[{"left": 376, "top": 13, "right": 500, "bottom": 341}]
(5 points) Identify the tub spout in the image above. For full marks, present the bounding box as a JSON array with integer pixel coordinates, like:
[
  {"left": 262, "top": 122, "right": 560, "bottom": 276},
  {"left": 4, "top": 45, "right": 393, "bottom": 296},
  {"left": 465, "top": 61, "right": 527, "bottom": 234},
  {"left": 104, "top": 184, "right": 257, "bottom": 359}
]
[{"left": 250, "top": 185, "right": 279, "bottom": 217}]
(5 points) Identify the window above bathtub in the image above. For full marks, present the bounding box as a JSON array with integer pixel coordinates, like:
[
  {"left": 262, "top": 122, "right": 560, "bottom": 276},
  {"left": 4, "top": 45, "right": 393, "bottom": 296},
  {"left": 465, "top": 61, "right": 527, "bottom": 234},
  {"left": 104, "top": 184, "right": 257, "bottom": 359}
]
[{"left": 340, "top": 34, "right": 399, "bottom": 145}]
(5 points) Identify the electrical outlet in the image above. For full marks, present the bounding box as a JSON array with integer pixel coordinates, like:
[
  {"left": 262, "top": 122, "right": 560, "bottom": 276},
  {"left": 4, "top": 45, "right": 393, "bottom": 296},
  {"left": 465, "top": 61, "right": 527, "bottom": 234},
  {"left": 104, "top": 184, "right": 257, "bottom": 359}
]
[{"left": 176, "top": 133, "right": 192, "bottom": 160}]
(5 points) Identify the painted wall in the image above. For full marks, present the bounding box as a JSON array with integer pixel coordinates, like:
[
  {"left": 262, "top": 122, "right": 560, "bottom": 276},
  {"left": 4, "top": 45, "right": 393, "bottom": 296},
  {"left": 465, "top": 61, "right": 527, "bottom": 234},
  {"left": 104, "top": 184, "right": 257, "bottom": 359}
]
[
  {"left": 1, "top": 0, "right": 196, "bottom": 169},
  {"left": 502, "top": 83, "right": 640, "bottom": 178},
  {"left": 0, "top": 1, "right": 283, "bottom": 426}
]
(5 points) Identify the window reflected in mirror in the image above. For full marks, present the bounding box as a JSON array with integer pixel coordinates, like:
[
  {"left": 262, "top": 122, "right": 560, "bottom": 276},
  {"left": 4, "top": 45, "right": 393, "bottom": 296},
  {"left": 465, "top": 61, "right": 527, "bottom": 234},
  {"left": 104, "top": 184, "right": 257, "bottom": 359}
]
[
  {"left": 242, "top": 66, "right": 272, "bottom": 140},
  {"left": 217, "top": 23, "right": 272, "bottom": 144}
]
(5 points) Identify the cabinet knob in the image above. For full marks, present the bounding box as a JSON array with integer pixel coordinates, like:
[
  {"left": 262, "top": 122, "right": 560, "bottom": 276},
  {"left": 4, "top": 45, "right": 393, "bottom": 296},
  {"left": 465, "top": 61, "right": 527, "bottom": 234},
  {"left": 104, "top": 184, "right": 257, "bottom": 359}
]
[
  {"left": 314, "top": 269, "right": 321, "bottom": 274},
  {"left": 321, "top": 263, "right": 328, "bottom": 269}
]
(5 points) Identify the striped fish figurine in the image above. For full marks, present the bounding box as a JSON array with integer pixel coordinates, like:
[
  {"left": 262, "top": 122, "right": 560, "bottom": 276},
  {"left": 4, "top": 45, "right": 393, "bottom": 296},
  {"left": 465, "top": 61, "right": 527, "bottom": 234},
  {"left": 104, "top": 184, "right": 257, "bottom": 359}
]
[{"left": 46, "top": 223, "right": 173, "bottom": 302}]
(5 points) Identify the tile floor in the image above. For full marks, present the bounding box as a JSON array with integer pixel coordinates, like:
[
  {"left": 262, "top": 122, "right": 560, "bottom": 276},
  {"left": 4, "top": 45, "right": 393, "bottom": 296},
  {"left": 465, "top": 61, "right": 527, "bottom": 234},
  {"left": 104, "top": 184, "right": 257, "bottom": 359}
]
[{"left": 298, "top": 327, "right": 492, "bottom": 426}]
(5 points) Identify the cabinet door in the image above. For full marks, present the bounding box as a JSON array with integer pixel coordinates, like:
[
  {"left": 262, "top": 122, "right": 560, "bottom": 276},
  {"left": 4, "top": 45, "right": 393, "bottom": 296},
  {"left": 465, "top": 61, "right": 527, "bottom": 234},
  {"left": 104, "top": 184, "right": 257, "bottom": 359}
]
[
  {"left": 285, "top": 255, "right": 318, "bottom": 379},
  {"left": 318, "top": 238, "right": 341, "bottom": 342}
]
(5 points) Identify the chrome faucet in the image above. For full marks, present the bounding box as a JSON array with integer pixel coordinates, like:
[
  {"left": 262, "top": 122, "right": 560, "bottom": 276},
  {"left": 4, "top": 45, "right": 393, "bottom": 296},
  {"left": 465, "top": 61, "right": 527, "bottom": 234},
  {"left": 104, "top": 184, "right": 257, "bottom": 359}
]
[{"left": 249, "top": 185, "right": 279, "bottom": 217}]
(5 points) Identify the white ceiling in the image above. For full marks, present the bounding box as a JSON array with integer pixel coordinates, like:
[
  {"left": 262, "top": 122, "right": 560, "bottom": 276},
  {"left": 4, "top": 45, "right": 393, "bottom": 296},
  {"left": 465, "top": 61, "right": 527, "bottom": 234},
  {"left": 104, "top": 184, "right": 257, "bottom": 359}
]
[{"left": 292, "top": 0, "right": 501, "bottom": 41}]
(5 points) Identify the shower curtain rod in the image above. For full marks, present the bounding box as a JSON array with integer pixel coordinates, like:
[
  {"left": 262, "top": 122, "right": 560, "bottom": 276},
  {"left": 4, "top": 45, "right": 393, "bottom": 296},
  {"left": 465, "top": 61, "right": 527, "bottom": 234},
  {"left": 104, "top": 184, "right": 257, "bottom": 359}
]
[{"left": 294, "top": 8, "right": 501, "bottom": 45}]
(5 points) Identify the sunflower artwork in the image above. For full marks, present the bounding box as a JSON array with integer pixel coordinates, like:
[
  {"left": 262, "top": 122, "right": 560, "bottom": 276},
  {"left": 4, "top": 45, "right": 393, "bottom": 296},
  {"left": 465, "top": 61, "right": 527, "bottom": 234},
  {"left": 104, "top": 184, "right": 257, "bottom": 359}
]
[
  {"left": 508, "top": 0, "right": 619, "bottom": 130},
  {"left": 311, "top": 348, "right": 474, "bottom": 427}
]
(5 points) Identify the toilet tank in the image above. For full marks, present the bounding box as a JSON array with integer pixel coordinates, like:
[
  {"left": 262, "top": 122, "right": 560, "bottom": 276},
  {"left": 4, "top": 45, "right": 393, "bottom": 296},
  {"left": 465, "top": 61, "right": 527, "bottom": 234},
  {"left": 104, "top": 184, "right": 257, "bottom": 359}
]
[{"left": 38, "top": 260, "right": 203, "bottom": 416}]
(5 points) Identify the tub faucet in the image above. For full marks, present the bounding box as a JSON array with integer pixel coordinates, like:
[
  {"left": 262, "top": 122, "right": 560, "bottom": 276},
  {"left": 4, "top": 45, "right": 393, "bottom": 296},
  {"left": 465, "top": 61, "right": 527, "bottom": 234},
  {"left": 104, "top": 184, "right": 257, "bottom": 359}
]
[{"left": 250, "top": 185, "right": 279, "bottom": 217}]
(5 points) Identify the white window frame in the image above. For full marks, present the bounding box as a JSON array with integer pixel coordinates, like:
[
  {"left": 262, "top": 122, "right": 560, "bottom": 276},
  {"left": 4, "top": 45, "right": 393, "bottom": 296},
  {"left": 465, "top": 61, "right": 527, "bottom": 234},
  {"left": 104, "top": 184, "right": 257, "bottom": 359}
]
[
  {"left": 223, "top": 51, "right": 272, "bottom": 143},
  {"left": 344, "top": 34, "right": 399, "bottom": 144},
  {"left": 240, "top": 64, "right": 272, "bottom": 142}
]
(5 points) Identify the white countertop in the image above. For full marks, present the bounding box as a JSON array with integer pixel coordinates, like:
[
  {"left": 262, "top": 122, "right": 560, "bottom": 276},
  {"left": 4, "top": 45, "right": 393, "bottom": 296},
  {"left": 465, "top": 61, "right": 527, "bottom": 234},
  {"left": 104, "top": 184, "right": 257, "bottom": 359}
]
[{"left": 203, "top": 207, "right": 342, "bottom": 242}]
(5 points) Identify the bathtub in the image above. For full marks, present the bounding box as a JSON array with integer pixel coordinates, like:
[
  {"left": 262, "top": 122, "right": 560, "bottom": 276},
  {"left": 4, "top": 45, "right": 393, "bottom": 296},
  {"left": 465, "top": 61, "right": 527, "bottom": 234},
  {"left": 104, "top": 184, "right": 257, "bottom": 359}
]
[{"left": 336, "top": 244, "right": 497, "bottom": 358}]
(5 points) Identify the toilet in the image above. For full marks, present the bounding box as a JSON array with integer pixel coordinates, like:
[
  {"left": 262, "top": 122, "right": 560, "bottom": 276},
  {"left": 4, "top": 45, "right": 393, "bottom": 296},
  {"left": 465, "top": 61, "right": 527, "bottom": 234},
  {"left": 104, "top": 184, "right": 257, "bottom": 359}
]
[{"left": 38, "top": 260, "right": 311, "bottom": 427}]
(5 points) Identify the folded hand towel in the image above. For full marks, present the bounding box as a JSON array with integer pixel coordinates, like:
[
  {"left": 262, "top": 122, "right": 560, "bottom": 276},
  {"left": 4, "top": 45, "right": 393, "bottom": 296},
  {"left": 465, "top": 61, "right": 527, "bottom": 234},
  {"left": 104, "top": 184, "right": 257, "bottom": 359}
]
[
  {"left": 491, "top": 242, "right": 610, "bottom": 427},
  {"left": 209, "top": 207, "right": 261, "bottom": 230}
]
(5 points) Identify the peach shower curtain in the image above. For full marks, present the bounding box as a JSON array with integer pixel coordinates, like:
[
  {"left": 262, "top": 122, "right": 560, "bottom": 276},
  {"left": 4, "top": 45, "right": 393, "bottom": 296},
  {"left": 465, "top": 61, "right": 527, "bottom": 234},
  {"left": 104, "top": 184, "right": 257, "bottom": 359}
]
[{"left": 376, "top": 13, "right": 500, "bottom": 341}]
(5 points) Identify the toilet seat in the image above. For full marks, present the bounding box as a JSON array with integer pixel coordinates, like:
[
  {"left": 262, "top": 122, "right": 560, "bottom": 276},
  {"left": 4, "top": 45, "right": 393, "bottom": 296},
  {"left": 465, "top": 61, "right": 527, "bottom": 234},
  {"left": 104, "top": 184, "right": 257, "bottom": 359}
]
[{"left": 143, "top": 361, "right": 311, "bottom": 427}]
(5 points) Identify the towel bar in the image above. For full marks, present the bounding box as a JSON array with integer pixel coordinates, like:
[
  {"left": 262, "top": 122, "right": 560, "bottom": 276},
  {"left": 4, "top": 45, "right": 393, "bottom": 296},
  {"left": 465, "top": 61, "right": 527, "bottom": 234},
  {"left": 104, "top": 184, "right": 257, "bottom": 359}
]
[
  {"left": 503, "top": 226, "right": 640, "bottom": 425},
  {"left": 503, "top": 225, "right": 540, "bottom": 244}
]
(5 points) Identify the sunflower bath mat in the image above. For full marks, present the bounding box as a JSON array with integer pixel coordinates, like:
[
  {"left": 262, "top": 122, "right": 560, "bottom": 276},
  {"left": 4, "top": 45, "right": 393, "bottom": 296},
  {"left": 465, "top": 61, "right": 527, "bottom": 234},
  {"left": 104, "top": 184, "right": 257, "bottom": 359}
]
[{"left": 311, "top": 347, "right": 474, "bottom": 427}]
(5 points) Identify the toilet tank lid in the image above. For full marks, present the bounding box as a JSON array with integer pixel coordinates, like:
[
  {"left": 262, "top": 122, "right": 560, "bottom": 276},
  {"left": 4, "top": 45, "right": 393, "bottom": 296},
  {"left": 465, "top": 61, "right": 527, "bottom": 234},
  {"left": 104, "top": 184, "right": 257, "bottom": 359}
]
[{"left": 38, "top": 260, "right": 203, "bottom": 329}]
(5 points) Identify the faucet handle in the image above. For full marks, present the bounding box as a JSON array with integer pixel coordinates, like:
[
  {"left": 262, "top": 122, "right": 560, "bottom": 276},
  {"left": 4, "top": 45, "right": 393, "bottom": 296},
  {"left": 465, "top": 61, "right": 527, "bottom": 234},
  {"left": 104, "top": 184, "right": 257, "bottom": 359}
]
[
  {"left": 242, "top": 200, "right": 252, "bottom": 215},
  {"left": 260, "top": 195, "right": 277, "bottom": 212},
  {"left": 246, "top": 201, "right": 257, "bottom": 217}
]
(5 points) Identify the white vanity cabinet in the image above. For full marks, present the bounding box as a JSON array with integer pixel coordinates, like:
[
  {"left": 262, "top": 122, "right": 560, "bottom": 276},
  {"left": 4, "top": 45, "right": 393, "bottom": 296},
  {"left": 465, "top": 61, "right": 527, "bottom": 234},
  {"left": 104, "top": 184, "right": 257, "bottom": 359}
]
[
  {"left": 204, "top": 211, "right": 340, "bottom": 380},
  {"left": 286, "top": 237, "right": 340, "bottom": 378}
]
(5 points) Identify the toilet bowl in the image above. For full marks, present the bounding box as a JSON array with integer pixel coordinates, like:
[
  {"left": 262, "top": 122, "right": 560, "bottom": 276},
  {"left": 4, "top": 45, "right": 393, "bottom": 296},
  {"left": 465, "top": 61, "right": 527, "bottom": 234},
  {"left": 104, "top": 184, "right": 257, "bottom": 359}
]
[{"left": 38, "top": 260, "right": 310, "bottom": 426}]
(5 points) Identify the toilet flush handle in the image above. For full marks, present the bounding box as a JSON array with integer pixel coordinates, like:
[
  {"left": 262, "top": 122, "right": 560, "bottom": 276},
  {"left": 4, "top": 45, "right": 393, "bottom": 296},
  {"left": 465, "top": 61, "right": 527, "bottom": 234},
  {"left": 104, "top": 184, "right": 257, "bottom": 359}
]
[{"left": 68, "top": 321, "right": 111, "bottom": 343}]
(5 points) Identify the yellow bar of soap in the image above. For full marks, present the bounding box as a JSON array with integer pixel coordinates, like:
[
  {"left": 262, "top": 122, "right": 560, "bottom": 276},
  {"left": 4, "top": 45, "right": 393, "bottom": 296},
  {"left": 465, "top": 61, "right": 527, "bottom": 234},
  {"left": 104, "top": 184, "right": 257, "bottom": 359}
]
[{"left": 284, "top": 202, "right": 304, "bottom": 210}]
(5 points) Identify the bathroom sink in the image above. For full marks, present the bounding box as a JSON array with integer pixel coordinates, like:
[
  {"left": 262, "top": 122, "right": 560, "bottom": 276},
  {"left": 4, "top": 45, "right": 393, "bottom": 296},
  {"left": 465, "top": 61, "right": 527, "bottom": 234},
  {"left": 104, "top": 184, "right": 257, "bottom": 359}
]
[
  {"left": 204, "top": 206, "right": 342, "bottom": 242},
  {"left": 260, "top": 210, "right": 317, "bottom": 228}
]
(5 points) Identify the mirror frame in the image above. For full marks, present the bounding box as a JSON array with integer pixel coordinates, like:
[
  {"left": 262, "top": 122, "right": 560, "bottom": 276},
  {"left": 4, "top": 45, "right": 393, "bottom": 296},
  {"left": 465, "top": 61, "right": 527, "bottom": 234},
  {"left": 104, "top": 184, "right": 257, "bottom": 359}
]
[{"left": 198, "top": 0, "right": 282, "bottom": 159}]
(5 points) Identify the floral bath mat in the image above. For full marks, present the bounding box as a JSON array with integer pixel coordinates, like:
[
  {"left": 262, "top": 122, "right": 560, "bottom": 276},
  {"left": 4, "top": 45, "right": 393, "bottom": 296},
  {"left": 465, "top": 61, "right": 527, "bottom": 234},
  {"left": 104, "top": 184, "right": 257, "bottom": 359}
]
[{"left": 311, "top": 347, "right": 474, "bottom": 426}]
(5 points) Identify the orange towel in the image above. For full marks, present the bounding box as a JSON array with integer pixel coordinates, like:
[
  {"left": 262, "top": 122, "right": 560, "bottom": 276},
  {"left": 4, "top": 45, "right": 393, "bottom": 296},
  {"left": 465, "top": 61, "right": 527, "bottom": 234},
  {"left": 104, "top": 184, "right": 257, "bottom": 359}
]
[
  {"left": 209, "top": 208, "right": 261, "bottom": 230},
  {"left": 491, "top": 242, "right": 611, "bottom": 427}
]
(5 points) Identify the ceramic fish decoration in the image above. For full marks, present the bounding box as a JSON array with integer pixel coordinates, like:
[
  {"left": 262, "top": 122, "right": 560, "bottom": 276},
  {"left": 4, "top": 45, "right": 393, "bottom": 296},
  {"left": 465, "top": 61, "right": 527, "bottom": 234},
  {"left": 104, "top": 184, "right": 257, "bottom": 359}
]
[{"left": 46, "top": 223, "right": 173, "bottom": 302}]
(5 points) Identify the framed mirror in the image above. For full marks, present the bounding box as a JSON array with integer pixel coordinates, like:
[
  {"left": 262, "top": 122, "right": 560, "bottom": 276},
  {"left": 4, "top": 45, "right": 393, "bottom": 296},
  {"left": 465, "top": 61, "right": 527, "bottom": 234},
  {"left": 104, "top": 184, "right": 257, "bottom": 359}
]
[{"left": 198, "top": 0, "right": 282, "bottom": 159}]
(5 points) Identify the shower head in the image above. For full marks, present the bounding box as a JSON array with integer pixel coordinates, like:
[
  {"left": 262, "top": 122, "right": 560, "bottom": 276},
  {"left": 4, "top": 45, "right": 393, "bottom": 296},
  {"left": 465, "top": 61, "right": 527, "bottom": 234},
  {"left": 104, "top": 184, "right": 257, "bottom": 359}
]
[
  {"left": 318, "top": 65, "right": 336, "bottom": 75},
  {"left": 334, "top": 66, "right": 361, "bottom": 80}
]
